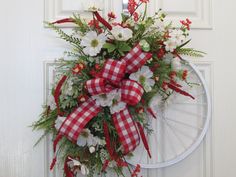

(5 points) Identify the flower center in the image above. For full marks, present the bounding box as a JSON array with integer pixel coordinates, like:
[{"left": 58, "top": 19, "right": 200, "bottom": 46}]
[
  {"left": 81, "top": 131, "right": 89, "bottom": 138},
  {"left": 112, "top": 99, "right": 118, "bottom": 106},
  {"left": 91, "top": 39, "right": 99, "bottom": 47},
  {"left": 100, "top": 94, "right": 107, "bottom": 99},
  {"left": 118, "top": 33, "right": 123, "bottom": 38},
  {"left": 139, "top": 75, "right": 146, "bottom": 85}
]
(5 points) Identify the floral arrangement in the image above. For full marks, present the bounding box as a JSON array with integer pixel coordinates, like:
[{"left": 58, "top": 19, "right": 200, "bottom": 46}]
[{"left": 32, "top": 0, "right": 204, "bottom": 176}]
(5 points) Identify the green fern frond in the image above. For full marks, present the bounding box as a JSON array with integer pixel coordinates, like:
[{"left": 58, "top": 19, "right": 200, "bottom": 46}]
[
  {"left": 176, "top": 48, "right": 206, "bottom": 57},
  {"left": 45, "top": 22, "right": 81, "bottom": 47}
]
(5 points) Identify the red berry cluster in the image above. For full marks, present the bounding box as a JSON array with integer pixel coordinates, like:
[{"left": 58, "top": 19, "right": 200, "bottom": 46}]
[
  {"left": 128, "top": 0, "right": 137, "bottom": 14},
  {"left": 88, "top": 19, "right": 103, "bottom": 33},
  {"left": 108, "top": 12, "right": 116, "bottom": 20},
  {"left": 131, "top": 164, "right": 142, "bottom": 177},
  {"left": 182, "top": 70, "right": 188, "bottom": 80},
  {"left": 180, "top": 18, "right": 192, "bottom": 30},
  {"left": 72, "top": 63, "right": 85, "bottom": 74}
]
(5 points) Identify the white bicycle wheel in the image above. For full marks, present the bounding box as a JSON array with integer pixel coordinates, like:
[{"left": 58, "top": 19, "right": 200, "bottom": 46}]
[{"left": 127, "top": 62, "right": 211, "bottom": 168}]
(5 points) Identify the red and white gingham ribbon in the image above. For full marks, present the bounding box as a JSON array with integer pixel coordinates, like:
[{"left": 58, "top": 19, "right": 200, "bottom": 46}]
[
  {"left": 123, "top": 44, "right": 152, "bottom": 73},
  {"left": 58, "top": 45, "right": 152, "bottom": 154}
]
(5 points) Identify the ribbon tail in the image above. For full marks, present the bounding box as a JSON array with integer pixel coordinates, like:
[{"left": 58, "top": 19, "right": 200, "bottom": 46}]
[
  {"left": 54, "top": 75, "right": 67, "bottom": 116},
  {"left": 94, "top": 11, "right": 112, "bottom": 30},
  {"left": 64, "top": 157, "right": 74, "bottom": 177},
  {"left": 112, "top": 108, "right": 140, "bottom": 154},
  {"left": 59, "top": 98, "right": 101, "bottom": 142},
  {"left": 103, "top": 122, "right": 115, "bottom": 159},
  {"left": 50, "top": 134, "right": 63, "bottom": 170},
  {"left": 167, "top": 83, "right": 195, "bottom": 99},
  {"left": 137, "top": 122, "right": 152, "bottom": 158}
]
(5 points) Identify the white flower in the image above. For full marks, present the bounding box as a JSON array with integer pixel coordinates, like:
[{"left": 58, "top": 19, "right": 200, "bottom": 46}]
[
  {"left": 77, "top": 129, "right": 105, "bottom": 147},
  {"left": 80, "top": 164, "right": 89, "bottom": 175},
  {"left": 89, "top": 146, "right": 96, "bottom": 153},
  {"left": 171, "top": 57, "right": 182, "bottom": 71},
  {"left": 47, "top": 94, "right": 56, "bottom": 110},
  {"left": 169, "top": 29, "right": 186, "bottom": 45},
  {"left": 92, "top": 89, "right": 126, "bottom": 113},
  {"left": 92, "top": 93, "right": 114, "bottom": 107},
  {"left": 55, "top": 116, "right": 66, "bottom": 130},
  {"left": 67, "top": 158, "right": 81, "bottom": 168},
  {"left": 63, "top": 79, "right": 73, "bottom": 96},
  {"left": 129, "top": 66, "right": 155, "bottom": 92},
  {"left": 93, "top": 136, "right": 106, "bottom": 146},
  {"left": 155, "top": 19, "right": 165, "bottom": 32},
  {"left": 77, "top": 129, "right": 95, "bottom": 147},
  {"left": 110, "top": 26, "right": 133, "bottom": 41},
  {"left": 81, "top": 31, "right": 107, "bottom": 56},
  {"left": 66, "top": 157, "right": 89, "bottom": 176},
  {"left": 164, "top": 39, "right": 178, "bottom": 52},
  {"left": 109, "top": 89, "right": 127, "bottom": 114},
  {"left": 163, "top": 53, "right": 174, "bottom": 64}
]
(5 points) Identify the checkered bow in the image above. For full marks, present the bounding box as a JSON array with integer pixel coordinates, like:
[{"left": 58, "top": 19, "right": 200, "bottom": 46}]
[{"left": 58, "top": 45, "right": 152, "bottom": 154}]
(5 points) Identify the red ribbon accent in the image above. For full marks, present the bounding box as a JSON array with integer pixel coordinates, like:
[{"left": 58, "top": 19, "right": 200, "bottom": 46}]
[
  {"left": 170, "top": 80, "right": 183, "bottom": 88},
  {"left": 137, "top": 122, "right": 152, "bottom": 158},
  {"left": 94, "top": 11, "right": 112, "bottom": 30},
  {"left": 50, "top": 156, "right": 57, "bottom": 170},
  {"left": 103, "top": 122, "right": 115, "bottom": 159},
  {"left": 52, "top": 18, "right": 75, "bottom": 24},
  {"left": 147, "top": 107, "right": 156, "bottom": 119},
  {"left": 53, "top": 134, "right": 63, "bottom": 153},
  {"left": 102, "top": 160, "right": 110, "bottom": 172},
  {"left": 50, "top": 134, "right": 63, "bottom": 171},
  {"left": 64, "top": 157, "right": 74, "bottom": 177},
  {"left": 167, "top": 83, "right": 195, "bottom": 99},
  {"left": 54, "top": 75, "right": 67, "bottom": 116}
]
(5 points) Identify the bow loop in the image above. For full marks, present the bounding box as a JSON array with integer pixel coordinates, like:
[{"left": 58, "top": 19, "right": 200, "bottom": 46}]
[
  {"left": 101, "top": 59, "right": 126, "bottom": 85},
  {"left": 86, "top": 78, "right": 106, "bottom": 96},
  {"left": 121, "top": 80, "right": 144, "bottom": 106},
  {"left": 123, "top": 44, "right": 152, "bottom": 73}
]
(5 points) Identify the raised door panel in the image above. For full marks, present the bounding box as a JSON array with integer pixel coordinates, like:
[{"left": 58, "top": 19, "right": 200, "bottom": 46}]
[{"left": 45, "top": 0, "right": 111, "bottom": 26}]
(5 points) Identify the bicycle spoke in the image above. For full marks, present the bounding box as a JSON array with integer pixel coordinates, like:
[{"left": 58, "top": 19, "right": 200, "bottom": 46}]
[{"left": 164, "top": 116, "right": 203, "bottom": 130}]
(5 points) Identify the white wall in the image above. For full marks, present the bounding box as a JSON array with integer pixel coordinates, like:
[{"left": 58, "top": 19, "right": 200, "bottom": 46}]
[
  {"left": 0, "top": 0, "right": 66, "bottom": 177},
  {"left": 0, "top": 0, "right": 236, "bottom": 177}
]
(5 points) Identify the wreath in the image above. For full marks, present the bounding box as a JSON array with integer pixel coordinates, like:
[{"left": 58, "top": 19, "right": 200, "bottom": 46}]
[{"left": 32, "top": 1, "right": 205, "bottom": 176}]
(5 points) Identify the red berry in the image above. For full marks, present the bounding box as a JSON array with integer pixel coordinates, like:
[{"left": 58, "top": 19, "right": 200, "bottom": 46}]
[
  {"left": 108, "top": 12, "right": 116, "bottom": 19},
  {"left": 182, "top": 70, "right": 188, "bottom": 80},
  {"left": 157, "top": 48, "right": 165, "bottom": 59},
  {"left": 169, "top": 71, "right": 177, "bottom": 80},
  {"left": 136, "top": 107, "right": 144, "bottom": 114},
  {"left": 162, "top": 81, "right": 168, "bottom": 90}
]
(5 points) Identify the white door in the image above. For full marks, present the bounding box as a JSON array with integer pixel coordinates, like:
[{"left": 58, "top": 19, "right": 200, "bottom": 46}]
[{"left": 0, "top": 0, "right": 236, "bottom": 177}]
